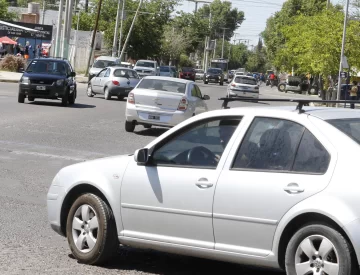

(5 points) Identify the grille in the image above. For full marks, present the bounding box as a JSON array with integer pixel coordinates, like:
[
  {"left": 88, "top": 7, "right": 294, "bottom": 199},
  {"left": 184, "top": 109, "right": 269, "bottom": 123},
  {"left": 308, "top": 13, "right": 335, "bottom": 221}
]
[
  {"left": 31, "top": 79, "right": 54, "bottom": 85},
  {"left": 32, "top": 89, "right": 50, "bottom": 95}
]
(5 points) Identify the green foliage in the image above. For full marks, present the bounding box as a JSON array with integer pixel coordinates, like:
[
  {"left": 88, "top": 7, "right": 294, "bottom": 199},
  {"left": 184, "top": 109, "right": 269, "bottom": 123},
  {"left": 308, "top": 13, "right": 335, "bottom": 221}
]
[
  {"left": 179, "top": 54, "right": 194, "bottom": 68},
  {"left": 229, "top": 43, "right": 249, "bottom": 69},
  {"left": 0, "top": 0, "right": 17, "bottom": 20},
  {"left": 161, "top": 26, "right": 189, "bottom": 63}
]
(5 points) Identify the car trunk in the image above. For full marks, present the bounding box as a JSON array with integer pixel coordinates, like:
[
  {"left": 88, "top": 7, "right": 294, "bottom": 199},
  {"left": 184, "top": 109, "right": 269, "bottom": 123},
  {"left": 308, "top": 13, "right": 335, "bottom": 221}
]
[{"left": 134, "top": 89, "right": 183, "bottom": 111}]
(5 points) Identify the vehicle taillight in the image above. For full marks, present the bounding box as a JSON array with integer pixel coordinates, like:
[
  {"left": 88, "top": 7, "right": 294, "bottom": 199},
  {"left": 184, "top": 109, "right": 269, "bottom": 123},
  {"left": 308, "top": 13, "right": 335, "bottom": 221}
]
[
  {"left": 231, "top": 83, "right": 236, "bottom": 87},
  {"left": 180, "top": 72, "right": 183, "bottom": 77},
  {"left": 128, "top": 92, "right": 135, "bottom": 104},
  {"left": 112, "top": 80, "right": 120, "bottom": 86},
  {"left": 178, "top": 97, "right": 188, "bottom": 111}
]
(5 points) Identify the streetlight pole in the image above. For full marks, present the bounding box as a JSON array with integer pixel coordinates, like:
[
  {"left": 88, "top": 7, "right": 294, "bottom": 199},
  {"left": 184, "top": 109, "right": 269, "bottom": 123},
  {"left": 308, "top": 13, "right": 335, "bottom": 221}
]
[
  {"left": 337, "top": 0, "right": 350, "bottom": 105},
  {"left": 221, "top": 27, "right": 229, "bottom": 58},
  {"left": 117, "top": 0, "right": 125, "bottom": 57},
  {"left": 74, "top": 10, "right": 80, "bottom": 71},
  {"left": 112, "top": 0, "right": 122, "bottom": 57},
  {"left": 55, "top": 0, "right": 64, "bottom": 57}
]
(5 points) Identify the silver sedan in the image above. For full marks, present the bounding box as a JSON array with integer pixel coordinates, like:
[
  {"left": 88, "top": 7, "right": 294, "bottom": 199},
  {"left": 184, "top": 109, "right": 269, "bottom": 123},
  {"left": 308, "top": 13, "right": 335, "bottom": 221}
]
[{"left": 87, "top": 67, "right": 140, "bottom": 100}]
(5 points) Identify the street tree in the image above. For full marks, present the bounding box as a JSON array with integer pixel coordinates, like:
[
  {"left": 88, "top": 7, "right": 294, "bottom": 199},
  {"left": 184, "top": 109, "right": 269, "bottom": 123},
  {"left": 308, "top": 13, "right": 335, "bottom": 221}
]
[
  {"left": 161, "top": 25, "right": 190, "bottom": 65},
  {"left": 0, "top": 0, "right": 17, "bottom": 19}
]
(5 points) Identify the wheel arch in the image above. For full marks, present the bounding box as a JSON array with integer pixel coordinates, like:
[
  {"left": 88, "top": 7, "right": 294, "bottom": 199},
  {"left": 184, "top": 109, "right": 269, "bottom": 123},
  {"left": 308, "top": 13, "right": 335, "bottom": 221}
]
[
  {"left": 60, "top": 183, "right": 114, "bottom": 237},
  {"left": 277, "top": 212, "right": 357, "bottom": 269}
]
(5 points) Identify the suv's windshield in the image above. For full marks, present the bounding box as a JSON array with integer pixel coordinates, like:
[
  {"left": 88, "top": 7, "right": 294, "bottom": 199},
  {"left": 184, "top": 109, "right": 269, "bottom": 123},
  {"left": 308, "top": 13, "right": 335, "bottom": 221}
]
[
  {"left": 93, "top": 60, "right": 116, "bottom": 68},
  {"left": 182, "top": 67, "right": 194, "bottom": 73},
  {"left": 136, "top": 61, "right": 155, "bottom": 68},
  {"left": 235, "top": 77, "right": 257, "bottom": 85},
  {"left": 327, "top": 118, "right": 360, "bottom": 144},
  {"left": 26, "top": 60, "right": 68, "bottom": 75},
  {"left": 207, "top": 69, "right": 221, "bottom": 74},
  {"left": 160, "top": 66, "right": 170, "bottom": 72},
  {"left": 138, "top": 79, "right": 186, "bottom": 93}
]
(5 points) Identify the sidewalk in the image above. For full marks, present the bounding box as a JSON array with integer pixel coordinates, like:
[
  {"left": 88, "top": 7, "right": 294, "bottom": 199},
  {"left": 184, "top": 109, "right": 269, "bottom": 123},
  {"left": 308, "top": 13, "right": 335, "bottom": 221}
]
[{"left": 0, "top": 71, "right": 88, "bottom": 84}]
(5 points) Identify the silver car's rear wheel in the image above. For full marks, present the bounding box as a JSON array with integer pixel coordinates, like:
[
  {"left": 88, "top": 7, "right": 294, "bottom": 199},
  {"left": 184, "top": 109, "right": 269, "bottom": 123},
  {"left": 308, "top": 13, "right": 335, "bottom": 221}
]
[
  {"left": 87, "top": 84, "right": 94, "bottom": 97},
  {"left": 285, "top": 224, "right": 355, "bottom": 275}
]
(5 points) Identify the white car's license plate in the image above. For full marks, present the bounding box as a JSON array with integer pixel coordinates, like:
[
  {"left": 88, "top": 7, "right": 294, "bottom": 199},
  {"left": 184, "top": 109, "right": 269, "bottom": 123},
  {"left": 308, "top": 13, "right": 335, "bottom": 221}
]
[
  {"left": 148, "top": 115, "right": 160, "bottom": 120},
  {"left": 36, "top": 86, "right": 46, "bottom": 90}
]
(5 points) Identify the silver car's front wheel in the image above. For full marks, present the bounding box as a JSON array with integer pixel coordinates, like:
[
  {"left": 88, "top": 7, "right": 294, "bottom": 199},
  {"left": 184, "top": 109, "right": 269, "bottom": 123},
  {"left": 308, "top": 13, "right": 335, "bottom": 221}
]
[
  {"left": 87, "top": 84, "right": 94, "bottom": 97},
  {"left": 285, "top": 224, "right": 355, "bottom": 275}
]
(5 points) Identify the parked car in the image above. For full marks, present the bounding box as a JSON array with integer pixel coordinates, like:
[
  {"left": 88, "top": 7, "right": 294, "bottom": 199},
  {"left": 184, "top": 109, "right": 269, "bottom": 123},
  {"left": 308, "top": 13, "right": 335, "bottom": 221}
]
[
  {"left": 278, "top": 76, "right": 309, "bottom": 94},
  {"left": 125, "top": 76, "right": 210, "bottom": 132},
  {"left": 179, "top": 67, "right": 196, "bottom": 81},
  {"left": 170, "top": 66, "right": 178, "bottom": 78},
  {"left": 227, "top": 75, "right": 259, "bottom": 98},
  {"left": 88, "top": 56, "right": 120, "bottom": 82},
  {"left": 204, "top": 68, "right": 224, "bottom": 85},
  {"left": 159, "top": 66, "right": 176, "bottom": 77},
  {"left": 18, "top": 58, "right": 77, "bottom": 106},
  {"left": 134, "top": 60, "right": 160, "bottom": 77},
  {"left": 48, "top": 104, "right": 360, "bottom": 274},
  {"left": 87, "top": 67, "right": 140, "bottom": 100},
  {"left": 195, "top": 69, "right": 205, "bottom": 80}
]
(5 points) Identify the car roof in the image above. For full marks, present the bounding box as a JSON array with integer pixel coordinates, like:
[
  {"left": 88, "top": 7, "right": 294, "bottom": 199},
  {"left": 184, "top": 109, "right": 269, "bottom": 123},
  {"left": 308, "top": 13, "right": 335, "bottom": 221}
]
[
  {"left": 96, "top": 56, "right": 118, "bottom": 61},
  {"left": 31, "top": 58, "right": 67, "bottom": 63},
  {"left": 108, "top": 66, "right": 135, "bottom": 71},
  {"left": 234, "top": 75, "right": 255, "bottom": 79},
  {"left": 143, "top": 76, "right": 192, "bottom": 84}
]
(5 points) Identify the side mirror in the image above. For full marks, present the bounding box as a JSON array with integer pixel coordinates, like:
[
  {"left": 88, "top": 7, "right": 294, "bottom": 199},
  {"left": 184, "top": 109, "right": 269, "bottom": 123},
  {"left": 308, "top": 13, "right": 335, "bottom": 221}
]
[
  {"left": 70, "top": 72, "right": 76, "bottom": 77},
  {"left": 19, "top": 67, "right": 24, "bottom": 73},
  {"left": 134, "top": 148, "right": 149, "bottom": 164},
  {"left": 202, "top": 94, "right": 210, "bottom": 100}
]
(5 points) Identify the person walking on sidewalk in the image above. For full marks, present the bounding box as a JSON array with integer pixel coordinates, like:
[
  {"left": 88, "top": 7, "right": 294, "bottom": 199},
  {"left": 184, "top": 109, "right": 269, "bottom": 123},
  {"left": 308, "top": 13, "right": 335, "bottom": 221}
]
[{"left": 350, "top": 81, "right": 358, "bottom": 109}]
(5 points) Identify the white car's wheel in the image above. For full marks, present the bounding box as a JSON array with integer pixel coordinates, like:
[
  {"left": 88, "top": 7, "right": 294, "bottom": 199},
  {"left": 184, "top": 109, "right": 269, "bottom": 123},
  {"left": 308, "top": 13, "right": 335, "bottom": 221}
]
[
  {"left": 104, "top": 88, "right": 111, "bottom": 100},
  {"left": 66, "top": 194, "right": 118, "bottom": 265},
  {"left": 87, "top": 84, "right": 94, "bottom": 97},
  {"left": 285, "top": 224, "right": 355, "bottom": 275}
]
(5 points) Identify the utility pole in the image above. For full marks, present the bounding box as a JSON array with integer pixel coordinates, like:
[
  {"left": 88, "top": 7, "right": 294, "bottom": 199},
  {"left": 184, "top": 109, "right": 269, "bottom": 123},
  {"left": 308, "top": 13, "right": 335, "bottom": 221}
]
[
  {"left": 186, "top": 0, "right": 211, "bottom": 13},
  {"left": 74, "top": 10, "right": 80, "bottom": 71},
  {"left": 221, "top": 27, "right": 229, "bottom": 58},
  {"left": 64, "top": 0, "right": 74, "bottom": 59},
  {"left": 117, "top": 0, "right": 125, "bottom": 57},
  {"left": 112, "top": 0, "right": 122, "bottom": 57},
  {"left": 119, "top": 0, "right": 143, "bottom": 61},
  {"left": 85, "top": 0, "right": 103, "bottom": 76},
  {"left": 61, "top": 0, "right": 70, "bottom": 57},
  {"left": 55, "top": 0, "right": 64, "bottom": 57},
  {"left": 213, "top": 39, "right": 216, "bottom": 59},
  {"left": 204, "top": 11, "right": 212, "bottom": 72},
  {"left": 327, "top": 0, "right": 330, "bottom": 9},
  {"left": 42, "top": 0, "right": 45, "bottom": 24},
  {"left": 337, "top": 0, "right": 350, "bottom": 104}
]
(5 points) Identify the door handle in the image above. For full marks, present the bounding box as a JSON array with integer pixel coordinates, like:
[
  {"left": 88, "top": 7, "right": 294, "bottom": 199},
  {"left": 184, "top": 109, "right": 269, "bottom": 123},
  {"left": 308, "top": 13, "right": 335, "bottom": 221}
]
[
  {"left": 284, "top": 183, "right": 304, "bottom": 194},
  {"left": 196, "top": 178, "right": 213, "bottom": 189}
]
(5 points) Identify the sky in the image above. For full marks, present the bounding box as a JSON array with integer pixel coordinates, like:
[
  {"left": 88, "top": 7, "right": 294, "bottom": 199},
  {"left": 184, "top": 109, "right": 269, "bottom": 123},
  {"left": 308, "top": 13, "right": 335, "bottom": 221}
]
[{"left": 176, "top": 0, "right": 342, "bottom": 47}]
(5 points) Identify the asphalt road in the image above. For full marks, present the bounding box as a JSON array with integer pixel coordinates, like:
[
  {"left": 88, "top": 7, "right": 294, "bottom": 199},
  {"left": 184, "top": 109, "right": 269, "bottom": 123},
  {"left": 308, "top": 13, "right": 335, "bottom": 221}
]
[{"left": 0, "top": 82, "right": 312, "bottom": 275}]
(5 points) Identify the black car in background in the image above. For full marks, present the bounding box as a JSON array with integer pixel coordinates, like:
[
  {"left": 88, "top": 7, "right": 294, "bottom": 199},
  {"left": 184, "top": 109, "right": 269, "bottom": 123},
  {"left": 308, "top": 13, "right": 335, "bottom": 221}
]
[
  {"left": 18, "top": 58, "right": 77, "bottom": 107},
  {"left": 203, "top": 68, "right": 224, "bottom": 85}
]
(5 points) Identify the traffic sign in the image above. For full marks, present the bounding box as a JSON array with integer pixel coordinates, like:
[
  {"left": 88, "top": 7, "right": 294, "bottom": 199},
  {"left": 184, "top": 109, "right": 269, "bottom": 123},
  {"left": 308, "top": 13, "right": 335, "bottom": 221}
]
[{"left": 340, "top": 71, "right": 348, "bottom": 78}]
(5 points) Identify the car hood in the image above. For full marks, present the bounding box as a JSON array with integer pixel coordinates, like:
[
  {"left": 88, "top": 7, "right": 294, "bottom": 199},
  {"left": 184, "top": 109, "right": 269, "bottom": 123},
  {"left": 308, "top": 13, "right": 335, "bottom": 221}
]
[
  {"left": 23, "top": 73, "right": 66, "bottom": 80},
  {"left": 134, "top": 66, "right": 156, "bottom": 71}
]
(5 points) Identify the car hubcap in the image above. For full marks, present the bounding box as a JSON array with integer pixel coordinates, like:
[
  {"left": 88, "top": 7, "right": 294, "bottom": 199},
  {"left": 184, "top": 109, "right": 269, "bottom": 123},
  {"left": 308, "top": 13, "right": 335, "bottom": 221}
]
[
  {"left": 72, "top": 204, "right": 99, "bottom": 253},
  {"left": 87, "top": 86, "right": 92, "bottom": 96},
  {"left": 295, "top": 235, "right": 339, "bottom": 275}
]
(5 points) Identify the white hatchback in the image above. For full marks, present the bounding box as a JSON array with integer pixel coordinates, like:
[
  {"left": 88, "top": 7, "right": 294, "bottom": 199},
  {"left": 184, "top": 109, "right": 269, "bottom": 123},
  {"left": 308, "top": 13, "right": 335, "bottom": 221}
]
[
  {"left": 125, "top": 76, "right": 210, "bottom": 132},
  {"left": 228, "top": 75, "right": 259, "bottom": 98}
]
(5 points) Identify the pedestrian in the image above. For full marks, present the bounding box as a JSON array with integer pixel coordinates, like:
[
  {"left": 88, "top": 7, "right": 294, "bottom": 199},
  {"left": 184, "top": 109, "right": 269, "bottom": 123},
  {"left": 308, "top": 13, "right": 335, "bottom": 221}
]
[
  {"left": 350, "top": 81, "right": 358, "bottom": 109},
  {"left": 34, "top": 45, "right": 41, "bottom": 58},
  {"left": 24, "top": 41, "right": 31, "bottom": 60}
]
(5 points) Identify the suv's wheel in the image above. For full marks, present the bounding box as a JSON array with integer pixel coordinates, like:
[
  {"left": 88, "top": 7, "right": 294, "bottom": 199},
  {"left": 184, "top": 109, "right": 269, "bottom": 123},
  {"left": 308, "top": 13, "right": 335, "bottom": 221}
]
[
  {"left": 117, "top": 96, "right": 124, "bottom": 101},
  {"left": 220, "top": 82, "right": 224, "bottom": 86},
  {"left": 104, "top": 88, "right": 111, "bottom": 100},
  {"left": 87, "top": 84, "right": 94, "bottom": 97},
  {"left": 285, "top": 224, "right": 355, "bottom": 275},
  {"left": 66, "top": 193, "right": 118, "bottom": 265},
  {"left": 204, "top": 81, "right": 208, "bottom": 84},
  {"left": 125, "top": 121, "right": 135, "bottom": 132},
  {"left": 68, "top": 90, "right": 76, "bottom": 105},
  {"left": 61, "top": 90, "right": 69, "bottom": 106},
  {"left": 18, "top": 93, "right": 25, "bottom": 103},
  {"left": 144, "top": 125, "right": 152, "bottom": 129},
  {"left": 28, "top": 96, "right": 35, "bottom": 101}
]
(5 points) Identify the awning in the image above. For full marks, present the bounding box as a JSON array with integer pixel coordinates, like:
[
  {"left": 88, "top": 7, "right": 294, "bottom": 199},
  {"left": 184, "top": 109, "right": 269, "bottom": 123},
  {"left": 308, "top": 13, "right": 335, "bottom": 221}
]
[
  {"left": 0, "top": 20, "right": 40, "bottom": 33},
  {"left": 0, "top": 36, "right": 17, "bottom": 45}
]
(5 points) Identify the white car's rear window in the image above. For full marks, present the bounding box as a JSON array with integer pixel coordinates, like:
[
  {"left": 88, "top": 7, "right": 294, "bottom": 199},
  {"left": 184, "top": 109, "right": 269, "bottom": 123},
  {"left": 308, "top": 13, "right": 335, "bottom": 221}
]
[
  {"left": 138, "top": 79, "right": 186, "bottom": 93},
  {"left": 235, "top": 77, "right": 257, "bottom": 85},
  {"left": 327, "top": 118, "right": 360, "bottom": 144}
]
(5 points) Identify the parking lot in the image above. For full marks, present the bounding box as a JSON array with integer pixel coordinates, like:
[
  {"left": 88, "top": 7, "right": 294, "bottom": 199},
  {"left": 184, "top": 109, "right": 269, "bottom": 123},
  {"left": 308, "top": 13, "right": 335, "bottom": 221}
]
[{"left": 0, "top": 81, "right": 311, "bottom": 275}]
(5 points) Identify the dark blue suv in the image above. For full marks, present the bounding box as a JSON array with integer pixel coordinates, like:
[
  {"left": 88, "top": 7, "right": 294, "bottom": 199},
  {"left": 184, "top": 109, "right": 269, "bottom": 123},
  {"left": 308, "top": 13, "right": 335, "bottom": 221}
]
[{"left": 18, "top": 59, "right": 77, "bottom": 106}]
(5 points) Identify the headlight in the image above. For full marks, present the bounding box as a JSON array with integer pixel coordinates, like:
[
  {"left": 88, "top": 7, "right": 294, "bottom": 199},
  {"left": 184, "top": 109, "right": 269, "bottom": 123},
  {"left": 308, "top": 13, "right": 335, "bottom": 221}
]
[
  {"left": 21, "top": 76, "right": 30, "bottom": 85},
  {"left": 56, "top": 79, "right": 64, "bottom": 86}
]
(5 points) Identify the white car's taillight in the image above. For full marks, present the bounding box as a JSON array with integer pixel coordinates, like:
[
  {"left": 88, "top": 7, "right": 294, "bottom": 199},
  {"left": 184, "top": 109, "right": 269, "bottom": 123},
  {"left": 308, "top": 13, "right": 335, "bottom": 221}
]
[
  {"left": 128, "top": 92, "right": 135, "bottom": 104},
  {"left": 178, "top": 97, "right": 188, "bottom": 111}
]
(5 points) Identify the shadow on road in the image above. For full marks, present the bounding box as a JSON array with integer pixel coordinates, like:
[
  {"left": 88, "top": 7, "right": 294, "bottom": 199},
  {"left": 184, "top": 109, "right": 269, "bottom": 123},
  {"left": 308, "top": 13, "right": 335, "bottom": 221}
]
[
  {"left": 28, "top": 101, "right": 96, "bottom": 108},
  {"left": 79, "top": 246, "right": 284, "bottom": 275},
  {"left": 135, "top": 128, "right": 168, "bottom": 137}
]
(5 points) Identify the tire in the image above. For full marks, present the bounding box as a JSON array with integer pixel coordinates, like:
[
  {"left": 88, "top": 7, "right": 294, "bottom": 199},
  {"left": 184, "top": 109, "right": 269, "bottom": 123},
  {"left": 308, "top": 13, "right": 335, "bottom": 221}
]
[
  {"left": 87, "top": 84, "right": 94, "bottom": 97},
  {"left": 204, "top": 81, "right": 208, "bottom": 84},
  {"left": 220, "top": 82, "right": 224, "bottom": 86},
  {"left": 285, "top": 224, "right": 356, "bottom": 275},
  {"left": 66, "top": 193, "right": 118, "bottom": 265},
  {"left": 278, "top": 83, "right": 286, "bottom": 92},
  {"left": 104, "top": 87, "right": 111, "bottom": 100},
  {"left": 68, "top": 90, "right": 76, "bottom": 105},
  {"left": 18, "top": 93, "right": 25, "bottom": 103},
  {"left": 144, "top": 125, "right": 152, "bottom": 129},
  {"left": 117, "top": 96, "right": 124, "bottom": 101},
  {"left": 28, "top": 96, "right": 35, "bottom": 102},
  {"left": 125, "top": 120, "right": 135, "bottom": 132},
  {"left": 61, "top": 90, "right": 69, "bottom": 107}
]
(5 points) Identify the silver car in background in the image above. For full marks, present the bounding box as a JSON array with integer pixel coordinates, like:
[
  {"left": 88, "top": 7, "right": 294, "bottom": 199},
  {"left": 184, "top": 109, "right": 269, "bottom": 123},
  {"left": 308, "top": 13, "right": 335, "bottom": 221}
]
[
  {"left": 125, "top": 76, "right": 210, "bottom": 132},
  {"left": 87, "top": 67, "right": 140, "bottom": 100},
  {"left": 195, "top": 69, "right": 204, "bottom": 80},
  {"left": 88, "top": 56, "right": 120, "bottom": 81},
  {"left": 228, "top": 75, "right": 259, "bottom": 99},
  {"left": 159, "top": 66, "right": 176, "bottom": 77}
]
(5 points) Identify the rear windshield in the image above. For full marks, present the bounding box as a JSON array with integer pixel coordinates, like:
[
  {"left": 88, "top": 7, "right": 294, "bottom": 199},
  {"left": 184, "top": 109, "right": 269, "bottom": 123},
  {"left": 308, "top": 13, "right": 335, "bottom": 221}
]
[
  {"left": 327, "top": 118, "right": 360, "bottom": 144},
  {"left": 93, "top": 60, "right": 116, "bottom": 68},
  {"left": 114, "top": 69, "right": 138, "bottom": 79},
  {"left": 138, "top": 79, "right": 186, "bottom": 94},
  {"left": 235, "top": 77, "right": 257, "bottom": 85},
  {"left": 160, "top": 66, "right": 170, "bottom": 72},
  {"left": 182, "top": 67, "right": 194, "bottom": 72},
  {"left": 136, "top": 61, "right": 155, "bottom": 68}
]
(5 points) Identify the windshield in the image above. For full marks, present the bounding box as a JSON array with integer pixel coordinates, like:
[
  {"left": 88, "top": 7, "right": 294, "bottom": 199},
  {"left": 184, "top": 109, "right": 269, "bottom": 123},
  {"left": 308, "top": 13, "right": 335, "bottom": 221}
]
[
  {"left": 93, "top": 60, "right": 116, "bottom": 68},
  {"left": 114, "top": 69, "right": 138, "bottom": 79},
  {"left": 136, "top": 61, "right": 156, "bottom": 68},
  {"left": 207, "top": 69, "right": 222, "bottom": 74},
  {"left": 137, "top": 79, "right": 186, "bottom": 93},
  {"left": 160, "top": 66, "right": 170, "bottom": 72},
  {"left": 26, "top": 60, "right": 68, "bottom": 75},
  {"left": 235, "top": 77, "right": 257, "bottom": 85},
  {"left": 182, "top": 67, "right": 194, "bottom": 72},
  {"left": 170, "top": 67, "right": 177, "bottom": 72},
  {"left": 327, "top": 118, "right": 360, "bottom": 144}
]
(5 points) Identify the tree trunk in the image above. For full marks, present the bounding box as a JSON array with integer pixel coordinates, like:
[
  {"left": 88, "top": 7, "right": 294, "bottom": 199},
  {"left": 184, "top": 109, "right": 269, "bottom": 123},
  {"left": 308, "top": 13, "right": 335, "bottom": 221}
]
[{"left": 85, "top": 0, "right": 88, "bottom": 12}]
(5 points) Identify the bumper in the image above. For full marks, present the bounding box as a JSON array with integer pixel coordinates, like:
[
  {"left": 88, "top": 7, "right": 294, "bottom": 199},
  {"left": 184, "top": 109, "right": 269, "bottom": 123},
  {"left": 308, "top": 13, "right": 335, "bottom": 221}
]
[
  {"left": 47, "top": 184, "right": 66, "bottom": 237},
  {"left": 19, "top": 84, "right": 68, "bottom": 99},
  {"left": 229, "top": 89, "right": 259, "bottom": 98},
  {"left": 205, "top": 77, "right": 223, "bottom": 83},
  {"left": 126, "top": 105, "right": 191, "bottom": 127},
  {"left": 108, "top": 86, "right": 133, "bottom": 97}
]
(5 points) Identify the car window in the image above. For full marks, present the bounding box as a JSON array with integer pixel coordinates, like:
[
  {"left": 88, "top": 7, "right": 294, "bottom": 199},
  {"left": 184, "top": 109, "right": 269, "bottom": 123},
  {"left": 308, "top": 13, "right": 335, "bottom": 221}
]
[
  {"left": 137, "top": 79, "right": 186, "bottom": 93},
  {"left": 26, "top": 60, "right": 67, "bottom": 75},
  {"left": 97, "top": 69, "right": 107, "bottom": 78},
  {"left": 93, "top": 60, "right": 116, "bottom": 68},
  {"left": 233, "top": 117, "right": 304, "bottom": 171},
  {"left": 136, "top": 61, "right": 155, "bottom": 68},
  {"left": 191, "top": 85, "right": 199, "bottom": 98},
  {"left": 327, "top": 118, "right": 360, "bottom": 145},
  {"left": 235, "top": 77, "right": 257, "bottom": 85},
  {"left": 195, "top": 85, "right": 202, "bottom": 98},
  {"left": 104, "top": 69, "right": 110, "bottom": 77},
  {"left": 160, "top": 66, "right": 170, "bottom": 72},
  {"left": 152, "top": 118, "right": 242, "bottom": 168},
  {"left": 292, "top": 130, "right": 330, "bottom": 174},
  {"left": 208, "top": 69, "right": 222, "bottom": 74},
  {"left": 114, "top": 69, "right": 138, "bottom": 78}
]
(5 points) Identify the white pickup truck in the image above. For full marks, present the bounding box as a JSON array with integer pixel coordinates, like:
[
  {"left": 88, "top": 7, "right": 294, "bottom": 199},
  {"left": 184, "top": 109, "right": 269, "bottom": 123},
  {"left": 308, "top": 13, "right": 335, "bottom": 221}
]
[{"left": 134, "top": 60, "right": 160, "bottom": 77}]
